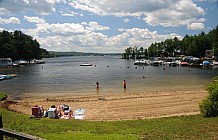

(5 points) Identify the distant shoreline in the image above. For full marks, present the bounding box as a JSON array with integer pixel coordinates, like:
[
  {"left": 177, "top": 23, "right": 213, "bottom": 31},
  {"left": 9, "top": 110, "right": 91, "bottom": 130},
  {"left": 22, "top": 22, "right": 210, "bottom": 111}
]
[{"left": 49, "top": 51, "right": 122, "bottom": 57}]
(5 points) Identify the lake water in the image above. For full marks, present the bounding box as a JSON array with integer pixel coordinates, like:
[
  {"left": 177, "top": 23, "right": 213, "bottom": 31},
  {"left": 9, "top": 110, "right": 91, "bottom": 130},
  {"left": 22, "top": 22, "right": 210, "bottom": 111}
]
[{"left": 0, "top": 56, "right": 217, "bottom": 100}]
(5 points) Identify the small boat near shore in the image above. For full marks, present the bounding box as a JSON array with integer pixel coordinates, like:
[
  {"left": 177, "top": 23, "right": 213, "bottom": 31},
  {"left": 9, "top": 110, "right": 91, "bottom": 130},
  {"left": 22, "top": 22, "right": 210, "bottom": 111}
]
[
  {"left": 202, "top": 61, "right": 211, "bottom": 67},
  {"left": 0, "top": 74, "right": 17, "bottom": 81},
  {"left": 0, "top": 58, "right": 13, "bottom": 66},
  {"left": 15, "top": 60, "right": 29, "bottom": 65}
]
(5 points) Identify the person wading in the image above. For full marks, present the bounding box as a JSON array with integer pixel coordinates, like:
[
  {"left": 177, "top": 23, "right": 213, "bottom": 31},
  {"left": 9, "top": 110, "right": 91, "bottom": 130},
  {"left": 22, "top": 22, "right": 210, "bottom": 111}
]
[
  {"left": 96, "top": 81, "right": 99, "bottom": 89},
  {"left": 123, "top": 80, "right": 126, "bottom": 89}
]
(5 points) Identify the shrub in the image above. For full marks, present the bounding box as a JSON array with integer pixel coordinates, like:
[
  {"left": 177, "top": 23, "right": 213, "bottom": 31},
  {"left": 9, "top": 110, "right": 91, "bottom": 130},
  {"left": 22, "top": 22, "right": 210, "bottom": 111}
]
[
  {"left": 0, "top": 92, "right": 7, "bottom": 101},
  {"left": 207, "top": 77, "right": 218, "bottom": 93},
  {"left": 200, "top": 77, "right": 218, "bottom": 117},
  {"left": 200, "top": 98, "right": 217, "bottom": 117}
]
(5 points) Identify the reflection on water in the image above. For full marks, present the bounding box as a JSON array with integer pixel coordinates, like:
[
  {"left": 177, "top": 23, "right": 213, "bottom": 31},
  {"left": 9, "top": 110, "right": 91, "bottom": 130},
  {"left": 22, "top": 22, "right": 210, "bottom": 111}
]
[{"left": 0, "top": 56, "right": 217, "bottom": 100}]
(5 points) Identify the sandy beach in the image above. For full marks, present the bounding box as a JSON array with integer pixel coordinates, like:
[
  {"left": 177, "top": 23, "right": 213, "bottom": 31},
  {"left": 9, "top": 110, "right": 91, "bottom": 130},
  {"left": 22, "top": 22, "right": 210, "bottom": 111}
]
[{"left": 2, "top": 88, "right": 208, "bottom": 121}]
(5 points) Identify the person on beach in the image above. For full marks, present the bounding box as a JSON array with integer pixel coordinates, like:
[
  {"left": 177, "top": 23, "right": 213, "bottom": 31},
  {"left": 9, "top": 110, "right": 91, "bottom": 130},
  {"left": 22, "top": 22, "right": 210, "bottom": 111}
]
[
  {"left": 123, "top": 80, "right": 126, "bottom": 89},
  {"left": 61, "top": 104, "right": 73, "bottom": 119}
]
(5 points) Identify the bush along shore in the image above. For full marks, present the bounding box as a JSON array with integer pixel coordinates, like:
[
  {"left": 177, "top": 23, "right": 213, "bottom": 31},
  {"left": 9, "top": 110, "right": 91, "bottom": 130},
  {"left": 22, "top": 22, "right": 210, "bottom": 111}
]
[{"left": 200, "top": 76, "right": 218, "bottom": 117}]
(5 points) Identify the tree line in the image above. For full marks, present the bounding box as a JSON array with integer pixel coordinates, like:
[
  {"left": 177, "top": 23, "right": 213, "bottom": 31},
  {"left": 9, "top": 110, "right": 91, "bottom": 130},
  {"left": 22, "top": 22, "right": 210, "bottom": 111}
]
[
  {"left": 123, "top": 25, "right": 218, "bottom": 60},
  {"left": 0, "top": 30, "right": 50, "bottom": 61}
]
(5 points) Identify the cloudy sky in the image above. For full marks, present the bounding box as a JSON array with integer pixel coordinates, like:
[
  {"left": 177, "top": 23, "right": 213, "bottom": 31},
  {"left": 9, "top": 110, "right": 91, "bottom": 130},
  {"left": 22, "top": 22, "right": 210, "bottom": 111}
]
[{"left": 0, "top": 0, "right": 218, "bottom": 53}]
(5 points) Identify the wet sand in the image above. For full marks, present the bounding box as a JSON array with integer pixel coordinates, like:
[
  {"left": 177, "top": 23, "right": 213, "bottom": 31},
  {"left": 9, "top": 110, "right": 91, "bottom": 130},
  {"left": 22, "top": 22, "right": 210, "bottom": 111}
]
[{"left": 4, "top": 88, "right": 208, "bottom": 121}]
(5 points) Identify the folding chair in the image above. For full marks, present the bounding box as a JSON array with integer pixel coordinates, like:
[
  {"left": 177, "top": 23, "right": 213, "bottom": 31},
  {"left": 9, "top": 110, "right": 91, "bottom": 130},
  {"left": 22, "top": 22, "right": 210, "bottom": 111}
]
[{"left": 32, "top": 106, "right": 41, "bottom": 118}]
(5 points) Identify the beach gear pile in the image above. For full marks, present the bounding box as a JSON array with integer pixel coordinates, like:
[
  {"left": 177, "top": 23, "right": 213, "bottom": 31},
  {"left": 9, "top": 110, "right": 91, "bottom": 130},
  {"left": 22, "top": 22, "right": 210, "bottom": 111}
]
[{"left": 31, "top": 104, "right": 85, "bottom": 120}]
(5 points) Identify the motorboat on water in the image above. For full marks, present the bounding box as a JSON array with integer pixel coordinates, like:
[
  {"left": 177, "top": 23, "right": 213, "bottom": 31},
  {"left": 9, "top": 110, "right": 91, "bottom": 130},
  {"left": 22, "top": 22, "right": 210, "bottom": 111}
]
[
  {"left": 151, "top": 61, "right": 160, "bottom": 66},
  {"left": 15, "top": 60, "right": 29, "bottom": 65},
  {"left": 169, "top": 61, "right": 178, "bottom": 67},
  {"left": 134, "top": 60, "right": 149, "bottom": 65},
  {"left": 80, "top": 63, "right": 93, "bottom": 66},
  {"left": 30, "top": 59, "right": 46, "bottom": 64},
  {"left": 202, "top": 60, "right": 211, "bottom": 67},
  {"left": 180, "top": 61, "right": 189, "bottom": 66}
]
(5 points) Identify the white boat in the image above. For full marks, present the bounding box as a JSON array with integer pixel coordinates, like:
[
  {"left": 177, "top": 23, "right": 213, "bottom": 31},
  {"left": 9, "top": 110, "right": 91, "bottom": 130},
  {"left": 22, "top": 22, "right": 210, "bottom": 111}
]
[
  {"left": 134, "top": 60, "right": 149, "bottom": 65},
  {"left": 0, "top": 74, "right": 17, "bottom": 81},
  {"left": 80, "top": 63, "right": 93, "bottom": 66},
  {"left": 0, "top": 58, "right": 13, "bottom": 66},
  {"left": 35, "top": 60, "right": 45, "bottom": 64},
  {"left": 30, "top": 59, "right": 45, "bottom": 64},
  {"left": 169, "top": 61, "right": 178, "bottom": 67},
  {"left": 0, "top": 75, "right": 5, "bottom": 80},
  {"left": 151, "top": 61, "right": 160, "bottom": 66},
  {"left": 211, "top": 61, "right": 218, "bottom": 66},
  {"left": 15, "top": 60, "right": 29, "bottom": 65}
]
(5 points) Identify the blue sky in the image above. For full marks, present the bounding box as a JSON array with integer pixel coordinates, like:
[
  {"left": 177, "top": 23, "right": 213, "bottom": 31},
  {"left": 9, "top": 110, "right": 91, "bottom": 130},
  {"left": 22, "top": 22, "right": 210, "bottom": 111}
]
[{"left": 0, "top": 0, "right": 218, "bottom": 53}]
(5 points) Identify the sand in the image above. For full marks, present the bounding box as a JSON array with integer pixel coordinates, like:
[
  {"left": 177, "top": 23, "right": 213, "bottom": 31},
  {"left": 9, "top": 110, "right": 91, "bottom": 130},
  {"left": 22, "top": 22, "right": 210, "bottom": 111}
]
[{"left": 2, "top": 88, "right": 208, "bottom": 121}]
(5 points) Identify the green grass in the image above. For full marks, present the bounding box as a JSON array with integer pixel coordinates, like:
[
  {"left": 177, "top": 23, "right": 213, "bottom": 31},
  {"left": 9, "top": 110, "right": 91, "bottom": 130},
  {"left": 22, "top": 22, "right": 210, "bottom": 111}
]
[{"left": 1, "top": 108, "right": 218, "bottom": 140}]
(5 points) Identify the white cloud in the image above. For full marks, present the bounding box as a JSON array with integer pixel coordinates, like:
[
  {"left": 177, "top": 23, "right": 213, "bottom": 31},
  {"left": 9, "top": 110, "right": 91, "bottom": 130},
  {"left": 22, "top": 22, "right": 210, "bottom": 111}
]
[
  {"left": 123, "top": 19, "right": 130, "bottom": 23},
  {"left": 50, "top": 23, "right": 86, "bottom": 35},
  {"left": 22, "top": 19, "right": 182, "bottom": 53},
  {"left": 24, "top": 22, "right": 87, "bottom": 37},
  {"left": 69, "top": 0, "right": 176, "bottom": 16},
  {"left": 86, "top": 21, "right": 110, "bottom": 31},
  {"left": 187, "top": 22, "right": 205, "bottom": 30},
  {"left": 0, "top": 0, "right": 56, "bottom": 15},
  {"left": 61, "top": 11, "right": 83, "bottom": 16},
  {"left": 143, "top": 0, "right": 205, "bottom": 27},
  {"left": 0, "top": 0, "right": 206, "bottom": 27},
  {"left": 59, "top": 6, "right": 83, "bottom": 16},
  {"left": 0, "top": 17, "right": 20, "bottom": 24},
  {"left": 118, "top": 28, "right": 182, "bottom": 48},
  {"left": 23, "top": 16, "right": 46, "bottom": 24},
  {"left": 68, "top": 0, "right": 205, "bottom": 27}
]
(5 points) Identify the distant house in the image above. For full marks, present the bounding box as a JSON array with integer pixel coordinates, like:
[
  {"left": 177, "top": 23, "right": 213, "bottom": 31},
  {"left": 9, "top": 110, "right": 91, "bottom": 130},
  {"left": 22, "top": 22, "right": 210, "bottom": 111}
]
[
  {"left": 174, "top": 49, "right": 181, "bottom": 56},
  {"left": 0, "top": 58, "right": 13, "bottom": 66},
  {"left": 205, "top": 50, "right": 213, "bottom": 58}
]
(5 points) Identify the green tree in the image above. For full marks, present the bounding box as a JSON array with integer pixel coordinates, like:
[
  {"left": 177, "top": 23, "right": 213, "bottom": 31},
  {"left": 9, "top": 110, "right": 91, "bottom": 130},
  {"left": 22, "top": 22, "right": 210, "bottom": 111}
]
[
  {"left": 123, "top": 47, "right": 133, "bottom": 59},
  {"left": 208, "top": 26, "right": 218, "bottom": 59},
  {"left": 148, "top": 43, "right": 156, "bottom": 57},
  {"left": 124, "top": 25, "right": 218, "bottom": 59},
  {"left": 0, "top": 30, "right": 49, "bottom": 61}
]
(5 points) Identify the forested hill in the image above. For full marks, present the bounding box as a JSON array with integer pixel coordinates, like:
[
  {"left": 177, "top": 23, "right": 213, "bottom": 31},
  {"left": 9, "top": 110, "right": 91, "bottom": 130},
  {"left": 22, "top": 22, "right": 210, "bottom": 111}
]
[
  {"left": 0, "top": 30, "right": 50, "bottom": 61},
  {"left": 50, "top": 51, "right": 122, "bottom": 57}
]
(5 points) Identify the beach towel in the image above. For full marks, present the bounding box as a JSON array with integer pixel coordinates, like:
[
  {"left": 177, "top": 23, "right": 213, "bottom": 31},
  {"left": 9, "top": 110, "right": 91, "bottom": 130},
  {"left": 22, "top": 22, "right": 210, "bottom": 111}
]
[{"left": 74, "top": 109, "right": 85, "bottom": 120}]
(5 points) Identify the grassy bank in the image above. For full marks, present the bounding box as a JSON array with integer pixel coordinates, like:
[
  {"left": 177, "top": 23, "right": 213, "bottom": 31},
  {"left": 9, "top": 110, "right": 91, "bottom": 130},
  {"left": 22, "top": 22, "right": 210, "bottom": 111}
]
[{"left": 1, "top": 108, "right": 218, "bottom": 140}]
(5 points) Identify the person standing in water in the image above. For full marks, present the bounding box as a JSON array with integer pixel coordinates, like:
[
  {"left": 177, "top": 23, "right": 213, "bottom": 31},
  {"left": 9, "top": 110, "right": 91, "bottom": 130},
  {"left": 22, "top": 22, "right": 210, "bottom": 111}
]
[
  {"left": 123, "top": 80, "right": 126, "bottom": 89},
  {"left": 96, "top": 81, "right": 99, "bottom": 94},
  {"left": 96, "top": 81, "right": 99, "bottom": 89}
]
